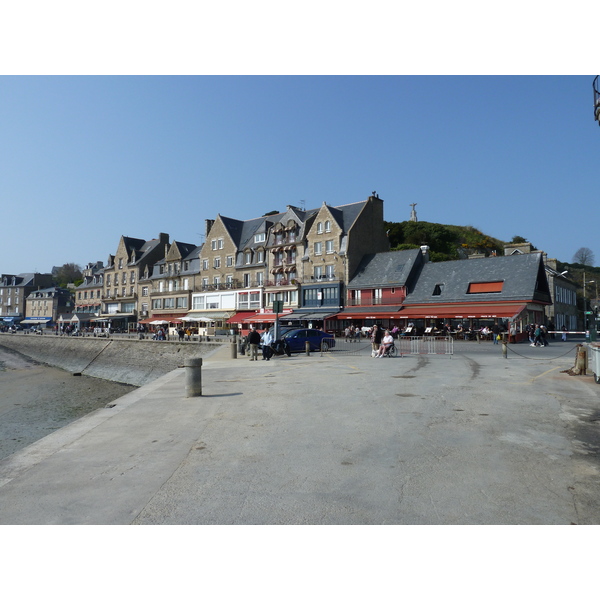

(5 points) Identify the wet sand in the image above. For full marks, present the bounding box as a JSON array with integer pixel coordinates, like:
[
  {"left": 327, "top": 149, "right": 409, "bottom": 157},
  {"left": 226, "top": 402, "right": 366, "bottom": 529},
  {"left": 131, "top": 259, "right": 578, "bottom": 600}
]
[{"left": 0, "top": 346, "right": 136, "bottom": 461}]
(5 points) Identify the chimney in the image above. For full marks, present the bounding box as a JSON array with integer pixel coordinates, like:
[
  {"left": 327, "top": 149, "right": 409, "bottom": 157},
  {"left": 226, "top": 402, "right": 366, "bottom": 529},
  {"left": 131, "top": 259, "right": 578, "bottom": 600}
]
[{"left": 205, "top": 219, "right": 215, "bottom": 238}]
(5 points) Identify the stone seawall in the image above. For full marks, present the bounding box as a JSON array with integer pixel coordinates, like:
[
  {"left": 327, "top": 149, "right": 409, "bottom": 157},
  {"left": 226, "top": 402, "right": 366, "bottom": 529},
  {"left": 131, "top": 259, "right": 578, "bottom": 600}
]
[{"left": 0, "top": 334, "right": 224, "bottom": 386}]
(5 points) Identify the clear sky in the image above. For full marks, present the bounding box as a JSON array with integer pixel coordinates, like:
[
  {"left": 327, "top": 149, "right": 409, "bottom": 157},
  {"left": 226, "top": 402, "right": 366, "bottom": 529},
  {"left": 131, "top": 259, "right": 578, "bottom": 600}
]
[{"left": 1, "top": 74, "right": 598, "bottom": 274}]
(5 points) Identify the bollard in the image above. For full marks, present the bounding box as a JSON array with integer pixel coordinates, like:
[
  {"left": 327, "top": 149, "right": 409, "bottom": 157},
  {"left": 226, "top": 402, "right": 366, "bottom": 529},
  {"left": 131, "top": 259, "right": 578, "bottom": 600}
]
[
  {"left": 185, "top": 357, "right": 203, "bottom": 397},
  {"left": 231, "top": 337, "right": 237, "bottom": 359},
  {"left": 502, "top": 341, "right": 507, "bottom": 359},
  {"left": 305, "top": 340, "right": 311, "bottom": 356}
]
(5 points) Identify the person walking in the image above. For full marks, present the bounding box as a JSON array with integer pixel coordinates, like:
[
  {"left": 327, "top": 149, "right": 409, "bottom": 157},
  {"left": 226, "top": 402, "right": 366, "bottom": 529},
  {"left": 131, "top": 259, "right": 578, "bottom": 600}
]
[
  {"left": 248, "top": 326, "right": 261, "bottom": 361},
  {"left": 371, "top": 324, "right": 382, "bottom": 357},
  {"left": 261, "top": 326, "right": 274, "bottom": 361}
]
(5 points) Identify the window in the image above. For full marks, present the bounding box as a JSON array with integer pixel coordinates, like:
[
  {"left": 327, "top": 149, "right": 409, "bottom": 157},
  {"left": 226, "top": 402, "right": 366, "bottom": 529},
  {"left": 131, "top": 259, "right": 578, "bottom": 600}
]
[
  {"left": 254, "top": 233, "right": 266, "bottom": 243},
  {"left": 202, "top": 259, "right": 209, "bottom": 271},
  {"left": 325, "top": 240, "right": 334, "bottom": 254},
  {"left": 176, "top": 297, "right": 188, "bottom": 308},
  {"left": 130, "top": 272, "right": 135, "bottom": 283},
  {"left": 164, "top": 298, "right": 175, "bottom": 309},
  {"left": 227, "top": 255, "right": 234, "bottom": 267},
  {"left": 193, "top": 296, "right": 205, "bottom": 310},
  {"left": 159, "top": 281, "right": 164, "bottom": 292},
  {"left": 152, "top": 299, "right": 162, "bottom": 309},
  {"left": 142, "top": 286, "right": 149, "bottom": 296},
  {"left": 106, "top": 274, "right": 111, "bottom": 285},
  {"left": 218, "top": 238, "right": 224, "bottom": 249},
  {"left": 314, "top": 266, "right": 323, "bottom": 279},
  {"left": 214, "top": 257, "right": 221, "bottom": 269},
  {"left": 467, "top": 281, "right": 504, "bottom": 294},
  {"left": 118, "top": 258, "right": 123, "bottom": 269},
  {"left": 226, "top": 275, "right": 233, "bottom": 286},
  {"left": 325, "top": 220, "right": 331, "bottom": 232},
  {"left": 168, "top": 280, "right": 174, "bottom": 292},
  {"left": 213, "top": 276, "right": 220, "bottom": 286},
  {"left": 257, "top": 249, "right": 264, "bottom": 263},
  {"left": 211, "top": 240, "right": 217, "bottom": 250},
  {"left": 122, "top": 272, "right": 127, "bottom": 284},
  {"left": 314, "top": 242, "right": 322, "bottom": 255},
  {"left": 325, "top": 265, "right": 335, "bottom": 279},
  {"left": 317, "top": 222, "right": 323, "bottom": 234},
  {"left": 129, "top": 286, "right": 134, "bottom": 296},
  {"left": 202, "top": 278, "right": 209, "bottom": 288},
  {"left": 244, "top": 273, "right": 250, "bottom": 287},
  {"left": 183, "top": 278, "right": 189, "bottom": 290},
  {"left": 184, "top": 261, "right": 189, "bottom": 271},
  {"left": 433, "top": 284, "right": 443, "bottom": 296},
  {"left": 245, "top": 252, "right": 252, "bottom": 265}
]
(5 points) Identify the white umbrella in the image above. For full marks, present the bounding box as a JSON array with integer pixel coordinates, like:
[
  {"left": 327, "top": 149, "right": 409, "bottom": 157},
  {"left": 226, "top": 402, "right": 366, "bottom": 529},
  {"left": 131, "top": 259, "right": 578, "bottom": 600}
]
[{"left": 150, "top": 320, "right": 169, "bottom": 325}]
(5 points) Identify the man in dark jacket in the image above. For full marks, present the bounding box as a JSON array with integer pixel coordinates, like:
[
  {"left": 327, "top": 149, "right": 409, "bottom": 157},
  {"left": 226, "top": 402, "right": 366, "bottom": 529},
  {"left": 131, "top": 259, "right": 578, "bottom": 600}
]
[{"left": 248, "top": 326, "right": 261, "bottom": 361}]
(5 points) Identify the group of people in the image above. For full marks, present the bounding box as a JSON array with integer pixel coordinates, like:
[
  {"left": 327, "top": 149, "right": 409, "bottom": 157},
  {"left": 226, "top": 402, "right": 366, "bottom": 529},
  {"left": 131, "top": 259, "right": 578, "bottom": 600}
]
[
  {"left": 525, "top": 323, "right": 550, "bottom": 347},
  {"left": 369, "top": 324, "right": 395, "bottom": 357},
  {"left": 245, "top": 325, "right": 286, "bottom": 360}
]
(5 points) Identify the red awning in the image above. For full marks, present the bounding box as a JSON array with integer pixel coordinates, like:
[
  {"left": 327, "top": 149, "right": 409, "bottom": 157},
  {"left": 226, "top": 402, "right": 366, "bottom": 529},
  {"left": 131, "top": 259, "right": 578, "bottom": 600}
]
[
  {"left": 395, "top": 303, "right": 527, "bottom": 319},
  {"left": 242, "top": 312, "right": 294, "bottom": 323},
  {"left": 227, "top": 312, "right": 258, "bottom": 324}
]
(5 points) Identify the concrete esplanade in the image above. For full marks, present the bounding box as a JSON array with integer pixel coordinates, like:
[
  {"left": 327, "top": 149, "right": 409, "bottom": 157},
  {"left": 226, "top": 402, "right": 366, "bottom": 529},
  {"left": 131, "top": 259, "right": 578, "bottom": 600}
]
[{"left": 0, "top": 333, "right": 599, "bottom": 525}]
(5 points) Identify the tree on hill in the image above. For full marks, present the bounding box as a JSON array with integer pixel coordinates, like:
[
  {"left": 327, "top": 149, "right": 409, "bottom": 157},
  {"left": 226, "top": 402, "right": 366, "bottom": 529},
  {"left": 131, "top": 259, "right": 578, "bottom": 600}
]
[
  {"left": 53, "top": 263, "right": 83, "bottom": 287},
  {"left": 573, "top": 247, "right": 595, "bottom": 267}
]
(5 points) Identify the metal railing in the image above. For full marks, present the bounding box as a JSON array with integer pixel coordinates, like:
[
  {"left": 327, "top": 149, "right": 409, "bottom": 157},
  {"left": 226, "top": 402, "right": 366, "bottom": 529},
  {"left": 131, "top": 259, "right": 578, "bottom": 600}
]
[{"left": 397, "top": 336, "right": 454, "bottom": 357}]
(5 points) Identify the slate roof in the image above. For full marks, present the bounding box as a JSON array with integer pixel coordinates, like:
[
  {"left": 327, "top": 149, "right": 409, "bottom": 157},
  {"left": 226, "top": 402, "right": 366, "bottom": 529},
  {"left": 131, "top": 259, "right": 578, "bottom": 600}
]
[
  {"left": 326, "top": 200, "right": 368, "bottom": 233},
  {"left": 347, "top": 249, "right": 424, "bottom": 289},
  {"left": 405, "top": 253, "right": 551, "bottom": 304}
]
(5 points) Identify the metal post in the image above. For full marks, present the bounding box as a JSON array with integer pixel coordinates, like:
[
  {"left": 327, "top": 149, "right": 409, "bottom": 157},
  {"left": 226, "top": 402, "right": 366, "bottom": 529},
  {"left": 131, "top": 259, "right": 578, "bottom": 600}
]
[
  {"left": 502, "top": 341, "right": 508, "bottom": 359},
  {"left": 305, "top": 340, "right": 310, "bottom": 356},
  {"left": 185, "top": 357, "right": 203, "bottom": 397},
  {"left": 230, "top": 336, "right": 237, "bottom": 359}
]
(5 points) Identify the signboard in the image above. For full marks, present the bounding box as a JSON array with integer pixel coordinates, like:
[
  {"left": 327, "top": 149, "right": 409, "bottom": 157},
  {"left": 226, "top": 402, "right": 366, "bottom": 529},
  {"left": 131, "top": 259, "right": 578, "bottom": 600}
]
[{"left": 272, "top": 300, "right": 284, "bottom": 314}]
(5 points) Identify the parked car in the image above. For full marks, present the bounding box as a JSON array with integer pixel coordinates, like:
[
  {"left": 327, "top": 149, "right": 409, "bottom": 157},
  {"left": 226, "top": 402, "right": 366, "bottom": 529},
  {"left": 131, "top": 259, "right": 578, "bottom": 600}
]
[{"left": 277, "top": 328, "right": 336, "bottom": 353}]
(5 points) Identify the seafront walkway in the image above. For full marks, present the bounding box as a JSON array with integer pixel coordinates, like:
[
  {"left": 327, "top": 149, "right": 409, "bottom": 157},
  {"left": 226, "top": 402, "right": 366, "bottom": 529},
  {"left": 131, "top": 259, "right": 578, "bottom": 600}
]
[{"left": 0, "top": 337, "right": 598, "bottom": 524}]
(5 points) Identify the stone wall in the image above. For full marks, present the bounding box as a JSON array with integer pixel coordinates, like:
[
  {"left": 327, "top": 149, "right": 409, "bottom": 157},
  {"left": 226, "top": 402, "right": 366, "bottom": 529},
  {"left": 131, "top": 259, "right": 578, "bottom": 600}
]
[{"left": 0, "top": 334, "right": 223, "bottom": 387}]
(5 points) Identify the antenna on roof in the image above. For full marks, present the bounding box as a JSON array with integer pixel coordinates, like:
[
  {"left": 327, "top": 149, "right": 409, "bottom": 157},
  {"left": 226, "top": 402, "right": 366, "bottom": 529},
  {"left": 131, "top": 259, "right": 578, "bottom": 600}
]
[{"left": 300, "top": 199, "right": 306, "bottom": 211}]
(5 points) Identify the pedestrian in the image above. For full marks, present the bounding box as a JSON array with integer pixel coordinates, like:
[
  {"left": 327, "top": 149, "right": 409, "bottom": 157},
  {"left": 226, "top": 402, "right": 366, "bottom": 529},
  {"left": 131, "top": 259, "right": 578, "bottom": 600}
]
[
  {"left": 562, "top": 325, "right": 567, "bottom": 342},
  {"left": 492, "top": 322, "right": 500, "bottom": 345},
  {"left": 177, "top": 327, "right": 185, "bottom": 341},
  {"left": 371, "top": 324, "right": 382, "bottom": 357},
  {"left": 375, "top": 329, "right": 394, "bottom": 357},
  {"left": 248, "top": 326, "right": 261, "bottom": 361},
  {"left": 261, "top": 325, "right": 274, "bottom": 361}
]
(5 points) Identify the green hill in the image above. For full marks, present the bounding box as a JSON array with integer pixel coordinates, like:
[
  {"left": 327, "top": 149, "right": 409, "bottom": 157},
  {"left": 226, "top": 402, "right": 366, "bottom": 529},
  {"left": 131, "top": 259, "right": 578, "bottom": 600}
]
[{"left": 384, "top": 220, "right": 506, "bottom": 262}]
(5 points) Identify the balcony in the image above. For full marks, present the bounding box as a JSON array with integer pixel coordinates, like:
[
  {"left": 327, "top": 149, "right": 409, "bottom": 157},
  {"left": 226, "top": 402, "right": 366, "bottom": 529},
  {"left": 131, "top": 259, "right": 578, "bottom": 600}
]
[
  {"left": 346, "top": 295, "right": 406, "bottom": 307},
  {"left": 200, "top": 281, "right": 242, "bottom": 292}
]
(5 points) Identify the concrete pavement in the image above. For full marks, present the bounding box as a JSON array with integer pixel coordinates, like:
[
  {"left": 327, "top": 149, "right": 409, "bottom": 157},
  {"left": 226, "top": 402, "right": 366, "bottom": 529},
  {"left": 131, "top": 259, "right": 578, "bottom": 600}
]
[{"left": 0, "top": 338, "right": 599, "bottom": 524}]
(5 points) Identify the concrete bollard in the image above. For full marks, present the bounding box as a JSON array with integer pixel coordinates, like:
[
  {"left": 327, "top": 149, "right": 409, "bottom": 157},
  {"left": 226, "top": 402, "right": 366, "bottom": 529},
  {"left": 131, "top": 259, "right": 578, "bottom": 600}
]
[
  {"left": 231, "top": 337, "right": 237, "bottom": 359},
  {"left": 305, "top": 340, "right": 310, "bottom": 356},
  {"left": 185, "top": 357, "right": 203, "bottom": 397},
  {"left": 502, "top": 341, "right": 507, "bottom": 359}
]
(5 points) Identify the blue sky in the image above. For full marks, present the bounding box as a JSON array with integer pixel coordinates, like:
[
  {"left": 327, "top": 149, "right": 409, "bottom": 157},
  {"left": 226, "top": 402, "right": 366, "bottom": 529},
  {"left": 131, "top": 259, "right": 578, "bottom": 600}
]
[{"left": 1, "top": 75, "right": 598, "bottom": 274}]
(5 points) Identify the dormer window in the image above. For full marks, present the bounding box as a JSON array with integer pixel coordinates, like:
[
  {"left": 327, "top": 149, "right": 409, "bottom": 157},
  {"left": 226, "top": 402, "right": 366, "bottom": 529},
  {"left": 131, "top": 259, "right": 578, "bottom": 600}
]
[
  {"left": 433, "top": 284, "right": 443, "bottom": 296},
  {"left": 245, "top": 251, "right": 252, "bottom": 265},
  {"left": 254, "top": 233, "right": 266, "bottom": 243}
]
